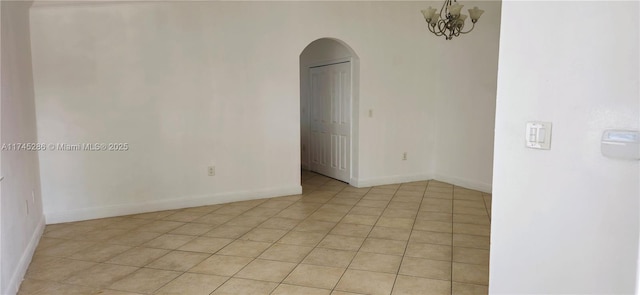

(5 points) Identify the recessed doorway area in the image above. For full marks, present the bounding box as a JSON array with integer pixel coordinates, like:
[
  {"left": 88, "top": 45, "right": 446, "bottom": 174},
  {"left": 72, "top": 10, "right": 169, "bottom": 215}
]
[{"left": 300, "top": 38, "right": 359, "bottom": 184}]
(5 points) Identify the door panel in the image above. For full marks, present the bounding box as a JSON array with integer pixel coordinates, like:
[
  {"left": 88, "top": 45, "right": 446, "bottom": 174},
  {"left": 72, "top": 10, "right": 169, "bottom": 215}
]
[{"left": 309, "top": 62, "right": 351, "bottom": 182}]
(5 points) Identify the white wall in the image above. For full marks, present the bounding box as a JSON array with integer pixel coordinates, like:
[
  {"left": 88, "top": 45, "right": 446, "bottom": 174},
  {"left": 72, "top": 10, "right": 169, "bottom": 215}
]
[
  {"left": 490, "top": 1, "right": 639, "bottom": 294},
  {"left": 1, "top": 1, "right": 45, "bottom": 294},
  {"left": 29, "top": 1, "right": 501, "bottom": 223},
  {"left": 432, "top": 1, "right": 501, "bottom": 193}
]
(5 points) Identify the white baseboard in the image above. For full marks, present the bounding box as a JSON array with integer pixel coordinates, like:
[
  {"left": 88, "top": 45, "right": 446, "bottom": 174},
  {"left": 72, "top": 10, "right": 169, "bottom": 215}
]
[
  {"left": 43, "top": 173, "right": 490, "bottom": 224},
  {"left": 4, "top": 214, "right": 45, "bottom": 295},
  {"left": 433, "top": 173, "right": 492, "bottom": 193},
  {"left": 45, "top": 186, "right": 302, "bottom": 224},
  {"left": 351, "top": 173, "right": 433, "bottom": 188},
  {"left": 350, "top": 172, "right": 492, "bottom": 193}
]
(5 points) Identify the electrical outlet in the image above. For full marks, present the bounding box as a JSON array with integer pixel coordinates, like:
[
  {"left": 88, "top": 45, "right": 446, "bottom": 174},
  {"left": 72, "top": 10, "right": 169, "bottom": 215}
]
[
  {"left": 208, "top": 166, "right": 215, "bottom": 176},
  {"left": 402, "top": 152, "right": 407, "bottom": 160}
]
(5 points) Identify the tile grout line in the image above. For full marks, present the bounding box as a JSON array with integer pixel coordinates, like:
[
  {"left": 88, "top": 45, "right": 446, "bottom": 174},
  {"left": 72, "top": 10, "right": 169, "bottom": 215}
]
[
  {"left": 388, "top": 180, "right": 429, "bottom": 295},
  {"left": 332, "top": 182, "right": 401, "bottom": 295},
  {"left": 231, "top": 173, "right": 340, "bottom": 295},
  {"left": 194, "top": 177, "right": 318, "bottom": 295},
  {"left": 137, "top": 194, "right": 302, "bottom": 294},
  {"left": 482, "top": 193, "right": 492, "bottom": 222},
  {"left": 264, "top": 173, "right": 358, "bottom": 294},
  {"left": 300, "top": 182, "right": 380, "bottom": 293}
]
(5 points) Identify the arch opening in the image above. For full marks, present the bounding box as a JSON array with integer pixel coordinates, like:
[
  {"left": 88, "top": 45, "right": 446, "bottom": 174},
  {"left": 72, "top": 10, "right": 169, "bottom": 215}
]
[{"left": 299, "top": 38, "right": 360, "bottom": 185}]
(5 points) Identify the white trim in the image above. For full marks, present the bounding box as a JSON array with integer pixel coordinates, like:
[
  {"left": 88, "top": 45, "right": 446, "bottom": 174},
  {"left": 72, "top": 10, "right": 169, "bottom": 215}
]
[
  {"left": 351, "top": 173, "right": 434, "bottom": 188},
  {"left": 349, "top": 57, "right": 360, "bottom": 183},
  {"left": 433, "top": 173, "right": 493, "bottom": 193},
  {"left": 45, "top": 186, "right": 302, "bottom": 224},
  {"left": 4, "top": 215, "right": 45, "bottom": 295},
  {"left": 351, "top": 173, "right": 493, "bottom": 193},
  {"left": 348, "top": 57, "right": 359, "bottom": 186}
]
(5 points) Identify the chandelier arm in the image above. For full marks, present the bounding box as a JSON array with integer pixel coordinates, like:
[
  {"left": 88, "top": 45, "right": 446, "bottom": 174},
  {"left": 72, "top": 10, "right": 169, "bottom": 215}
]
[
  {"left": 453, "top": 24, "right": 462, "bottom": 36},
  {"left": 438, "top": 0, "right": 450, "bottom": 21},
  {"left": 459, "top": 22, "right": 476, "bottom": 34},
  {"left": 429, "top": 20, "right": 447, "bottom": 37},
  {"left": 427, "top": 22, "right": 443, "bottom": 36},
  {"left": 436, "top": 19, "right": 448, "bottom": 36},
  {"left": 427, "top": 24, "right": 438, "bottom": 35},
  {"left": 443, "top": 21, "right": 454, "bottom": 40},
  {"left": 437, "top": 20, "right": 448, "bottom": 36},
  {"left": 432, "top": 27, "right": 446, "bottom": 37}
]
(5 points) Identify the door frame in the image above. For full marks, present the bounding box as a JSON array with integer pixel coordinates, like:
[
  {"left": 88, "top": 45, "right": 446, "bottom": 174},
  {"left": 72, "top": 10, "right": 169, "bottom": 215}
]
[{"left": 302, "top": 57, "right": 359, "bottom": 185}]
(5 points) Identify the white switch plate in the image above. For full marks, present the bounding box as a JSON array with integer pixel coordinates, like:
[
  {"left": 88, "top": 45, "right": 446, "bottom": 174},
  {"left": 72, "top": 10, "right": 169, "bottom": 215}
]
[{"left": 526, "top": 121, "right": 552, "bottom": 150}]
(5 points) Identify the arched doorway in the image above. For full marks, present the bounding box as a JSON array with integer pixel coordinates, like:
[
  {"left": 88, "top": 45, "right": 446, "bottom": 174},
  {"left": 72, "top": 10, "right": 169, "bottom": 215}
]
[{"left": 300, "top": 38, "right": 360, "bottom": 184}]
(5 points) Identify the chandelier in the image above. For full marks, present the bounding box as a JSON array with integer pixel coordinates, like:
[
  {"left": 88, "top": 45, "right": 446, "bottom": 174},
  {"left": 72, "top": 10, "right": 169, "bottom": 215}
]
[{"left": 421, "top": 0, "right": 484, "bottom": 40}]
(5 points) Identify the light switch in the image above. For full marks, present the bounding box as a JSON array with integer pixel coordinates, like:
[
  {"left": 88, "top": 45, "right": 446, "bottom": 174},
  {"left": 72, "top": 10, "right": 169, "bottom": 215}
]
[
  {"left": 528, "top": 128, "right": 536, "bottom": 142},
  {"left": 526, "top": 122, "right": 552, "bottom": 150},
  {"left": 538, "top": 128, "right": 546, "bottom": 143}
]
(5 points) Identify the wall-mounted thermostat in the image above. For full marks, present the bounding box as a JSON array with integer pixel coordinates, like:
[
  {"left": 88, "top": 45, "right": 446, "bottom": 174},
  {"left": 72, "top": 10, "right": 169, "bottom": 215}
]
[
  {"left": 601, "top": 130, "right": 640, "bottom": 160},
  {"left": 526, "top": 121, "right": 552, "bottom": 150}
]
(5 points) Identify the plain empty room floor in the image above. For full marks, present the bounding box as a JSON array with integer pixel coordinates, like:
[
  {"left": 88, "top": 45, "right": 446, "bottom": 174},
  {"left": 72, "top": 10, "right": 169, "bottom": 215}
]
[{"left": 18, "top": 171, "right": 492, "bottom": 295}]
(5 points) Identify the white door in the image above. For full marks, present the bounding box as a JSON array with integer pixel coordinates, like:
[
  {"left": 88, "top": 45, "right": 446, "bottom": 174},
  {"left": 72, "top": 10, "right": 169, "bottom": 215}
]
[{"left": 309, "top": 62, "right": 351, "bottom": 182}]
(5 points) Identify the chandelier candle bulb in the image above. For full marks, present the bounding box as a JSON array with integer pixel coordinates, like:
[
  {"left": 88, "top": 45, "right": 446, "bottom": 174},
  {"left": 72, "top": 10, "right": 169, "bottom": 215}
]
[
  {"left": 430, "top": 14, "right": 440, "bottom": 25},
  {"left": 448, "top": 4, "right": 463, "bottom": 16},
  {"left": 468, "top": 6, "right": 484, "bottom": 22},
  {"left": 422, "top": 7, "right": 437, "bottom": 20},
  {"left": 457, "top": 14, "right": 467, "bottom": 27}
]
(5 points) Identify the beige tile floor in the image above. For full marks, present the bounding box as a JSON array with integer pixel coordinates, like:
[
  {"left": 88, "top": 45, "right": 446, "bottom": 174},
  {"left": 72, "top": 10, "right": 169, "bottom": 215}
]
[{"left": 19, "top": 171, "right": 492, "bottom": 295}]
